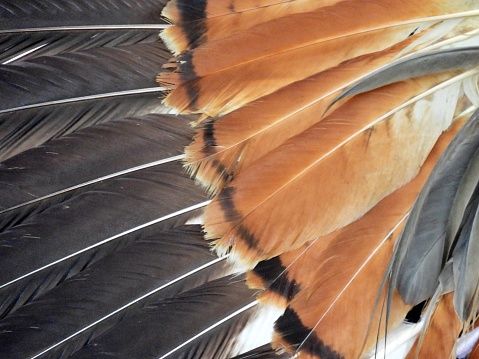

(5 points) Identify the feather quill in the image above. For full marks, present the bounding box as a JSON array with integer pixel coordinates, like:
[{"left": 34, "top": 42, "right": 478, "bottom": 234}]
[
  {"left": 205, "top": 72, "right": 464, "bottom": 266},
  {"left": 0, "top": 42, "right": 171, "bottom": 161},
  {"left": 0, "top": 226, "right": 231, "bottom": 359},
  {"left": 159, "top": 0, "right": 478, "bottom": 116}
]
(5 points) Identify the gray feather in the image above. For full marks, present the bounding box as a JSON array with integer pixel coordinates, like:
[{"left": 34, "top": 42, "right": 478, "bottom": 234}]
[
  {"left": 334, "top": 47, "right": 479, "bottom": 104},
  {"left": 393, "top": 108, "right": 479, "bottom": 305}
]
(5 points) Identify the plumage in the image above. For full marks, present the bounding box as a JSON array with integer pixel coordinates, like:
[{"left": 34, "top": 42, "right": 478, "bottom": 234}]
[
  {"left": 159, "top": 0, "right": 479, "bottom": 116},
  {"left": 267, "top": 120, "right": 462, "bottom": 358},
  {"left": 161, "top": 0, "right": 343, "bottom": 55},
  {"left": 204, "top": 72, "right": 464, "bottom": 266},
  {"left": 404, "top": 293, "right": 461, "bottom": 359},
  {"left": 0, "top": 42, "right": 172, "bottom": 160},
  {"left": 3, "top": 0, "right": 479, "bottom": 358},
  {"left": 0, "top": 0, "right": 169, "bottom": 63},
  {"left": 185, "top": 37, "right": 421, "bottom": 193}
]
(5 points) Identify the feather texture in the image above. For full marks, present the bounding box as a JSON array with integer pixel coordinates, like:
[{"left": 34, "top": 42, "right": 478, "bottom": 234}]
[
  {"left": 4, "top": 0, "right": 479, "bottom": 357},
  {"left": 268, "top": 120, "right": 463, "bottom": 358},
  {"left": 205, "top": 72, "right": 464, "bottom": 266},
  {"left": 0, "top": 0, "right": 169, "bottom": 64},
  {"left": 0, "top": 226, "right": 231, "bottom": 359},
  {"left": 159, "top": 0, "right": 479, "bottom": 116},
  {"left": 0, "top": 42, "right": 171, "bottom": 161}
]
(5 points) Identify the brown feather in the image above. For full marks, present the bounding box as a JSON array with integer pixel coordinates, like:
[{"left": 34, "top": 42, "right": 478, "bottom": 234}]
[
  {"left": 269, "top": 119, "right": 464, "bottom": 359},
  {"left": 161, "top": 0, "right": 344, "bottom": 54},
  {"left": 204, "top": 72, "right": 462, "bottom": 267},
  {"left": 185, "top": 37, "right": 420, "bottom": 193},
  {"left": 159, "top": 0, "right": 475, "bottom": 115},
  {"left": 405, "top": 293, "right": 461, "bottom": 359}
]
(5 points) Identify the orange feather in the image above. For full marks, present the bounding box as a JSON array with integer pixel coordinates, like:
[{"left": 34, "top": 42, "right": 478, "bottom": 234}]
[
  {"left": 204, "top": 72, "right": 463, "bottom": 267},
  {"left": 159, "top": 0, "right": 475, "bottom": 116},
  {"left": 161, "top": 0, "right": 343, "bottom": 55},
  {"left": 405, "top": 293, "right": 462, "bottom": 359},
  {"left": 185, "top": 37, "right": 420, "bottom": 193},
  {"left": 251, "top": 120, "right": 463, "bottom": 359}
]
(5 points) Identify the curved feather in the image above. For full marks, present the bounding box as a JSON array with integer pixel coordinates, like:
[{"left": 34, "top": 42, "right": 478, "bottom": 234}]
[
  {"left": 393, "top": 108, "right": 479, "bottom": 306},
  {"left": 335, "top": 46, "right": 479, "bottom": 104},
  {"left": 205, "top": 72, "right": 464, "bottom": 266}
]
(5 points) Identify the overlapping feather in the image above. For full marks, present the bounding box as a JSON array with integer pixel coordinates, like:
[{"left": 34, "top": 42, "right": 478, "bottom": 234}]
[{"left": 161, "top": 0, "right": 479, "bottom": 357}]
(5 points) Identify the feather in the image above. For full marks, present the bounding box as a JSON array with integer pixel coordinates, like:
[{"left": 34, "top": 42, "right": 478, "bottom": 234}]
[
  {"left": 0, "top": 42, "right": 171, "bottom": 161},
  {"left": 0, "top": 0, "right": 169, "bottom": 63},
  {"left": 0, "top": 114, "right": 192, "bottom": 231},
  {"left": 204, "top": 72, "right": 464, "bottom": 266},
  {"left": 160, "top": 0, "right": 342, "bottom": 55},
  {"left": 265, "top": 120, "right": 463, "bottom": 358},
  {"left": 230, "top": 344, "right": 289, "bottom": 359},
  {"left": 393, "top": 108, "right": 479, "bottom": 306},
  {"left": 159, "top": 0, "right": 479, "bottom": 116},
  {"left": 0, "top": 225, "right": 232, "bottom": 359},
  {"left": 67, "top": 275, "right": 258, "bottom": 359},
  {"left": 249, "top": 118, "right": 465, "bottom": 309},
  {"left": 4, "top": 0, "right": 479, "bottom": 357},
  {"left": 0, "top": 160, "right": 207, "bottom": 318},
  {"left": 335, "top": 47, "right": 479, "bottom": 103},
  {"left": 404, "top": 293, "right": 461, "bottom": 359},
  {"left": 185, "top": 36, "right": 420, "bottom": 193}
]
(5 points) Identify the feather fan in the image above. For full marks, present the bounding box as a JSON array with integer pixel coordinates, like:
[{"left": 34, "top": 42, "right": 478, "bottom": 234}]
[{"left": 3, "top": 0, "right": 479, "bottom": 358}]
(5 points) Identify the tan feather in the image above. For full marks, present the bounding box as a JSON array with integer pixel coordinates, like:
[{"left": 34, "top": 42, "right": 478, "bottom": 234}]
[
  {"left": 159, "top": 0, "right": 477, "bottom": 116},
  {"left": 204, "top": 72, "right": 464, "bottom": 267},
  {"left": 161, "top": 0, "right": 343, "bottom": 55},
  {"left": 251, "top": 120, "right": 464, "bottom": 359},
  {"left": 185, "top": 37, "right": 420, "bottom": 193},
  {"left": 405, "top": 293, "right": 461, "bottom": 359}
]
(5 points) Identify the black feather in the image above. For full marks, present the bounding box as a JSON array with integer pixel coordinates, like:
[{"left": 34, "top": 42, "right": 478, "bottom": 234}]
[
  {"left": 0, "top": 114, "right": 193, "bottom": 230},
  {"left": 0, "top": 42, "right": 171, "bottom": 160},
  {"left": 0, "top": 161, "right": 207, "bottom": 318},
  {"left": 0, "top": 0, "right": 169, "bottom": 63},
  {"left": 0, "top": 225, "right": 231, "bottom": 359},
  {"left": 68, "top": 275, "right": 258, "bottom": 359}
]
